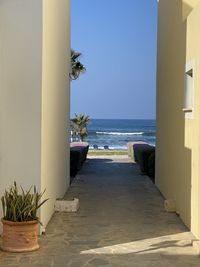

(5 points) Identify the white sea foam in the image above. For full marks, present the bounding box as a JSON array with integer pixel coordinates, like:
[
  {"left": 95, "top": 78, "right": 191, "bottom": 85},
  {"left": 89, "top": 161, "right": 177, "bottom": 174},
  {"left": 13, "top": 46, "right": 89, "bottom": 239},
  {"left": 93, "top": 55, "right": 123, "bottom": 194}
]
[{"left": 96, "top": 131, "right": 144, "bottom": 136}]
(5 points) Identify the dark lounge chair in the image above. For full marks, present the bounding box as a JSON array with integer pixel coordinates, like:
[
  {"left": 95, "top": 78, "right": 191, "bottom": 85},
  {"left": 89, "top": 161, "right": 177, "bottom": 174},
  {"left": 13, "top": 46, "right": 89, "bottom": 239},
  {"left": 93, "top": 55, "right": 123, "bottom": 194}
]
[{"left": 93, "top": 144, "right": 98, "bottom": 150}]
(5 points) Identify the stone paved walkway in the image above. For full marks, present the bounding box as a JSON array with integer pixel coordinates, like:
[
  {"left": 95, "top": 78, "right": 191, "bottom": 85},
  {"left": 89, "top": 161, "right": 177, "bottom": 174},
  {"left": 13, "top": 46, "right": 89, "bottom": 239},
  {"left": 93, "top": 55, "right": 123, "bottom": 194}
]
[{"left": 0, "top": 155, "right": 200, "bottom": 267}]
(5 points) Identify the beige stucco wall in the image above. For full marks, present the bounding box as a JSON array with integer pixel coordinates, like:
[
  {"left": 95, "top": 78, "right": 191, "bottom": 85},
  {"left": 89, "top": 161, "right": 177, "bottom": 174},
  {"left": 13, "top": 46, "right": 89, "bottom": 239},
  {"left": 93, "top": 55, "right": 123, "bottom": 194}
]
[
  {"left": 0, "top": 0, "right": 70, "bottom": 232},
  {"left": 40, "top": 0, "right": 70, "bottom": 229},
  {"left": 0, "top": 0, "right": 42, "bottom": 231},
  {"left": 185, "top": 1, "right": 200, "bottom": 239},
  {"left": 182, "top": 0, "right": 199, "bottom": 18},
  {"left": 156, "top": 0, "right": 200, "bottom": 239}
]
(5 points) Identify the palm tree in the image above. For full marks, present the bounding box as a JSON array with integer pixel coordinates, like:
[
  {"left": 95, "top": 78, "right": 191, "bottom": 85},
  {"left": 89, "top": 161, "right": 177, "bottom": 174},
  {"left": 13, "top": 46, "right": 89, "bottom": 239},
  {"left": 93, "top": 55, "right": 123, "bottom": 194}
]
[
  {"left": 71, "top": 114, "right": 90, "bottom": 141},
  {"left": 70, "top": 49, "right": 86, "bottom": 80}
]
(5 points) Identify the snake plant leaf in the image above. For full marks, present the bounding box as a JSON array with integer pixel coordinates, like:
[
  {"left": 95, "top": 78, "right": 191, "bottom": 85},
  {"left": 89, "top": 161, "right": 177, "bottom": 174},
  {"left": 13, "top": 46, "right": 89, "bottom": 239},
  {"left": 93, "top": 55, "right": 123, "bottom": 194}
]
[
  {"left": 1, "top": 182, "right": 48, "bottom": 222},
  {"left": 1, "top": 196, "right": 6, "bottom": 217},
  {"left": 36, "top": 198, "right": 49, "bottom": 209}
]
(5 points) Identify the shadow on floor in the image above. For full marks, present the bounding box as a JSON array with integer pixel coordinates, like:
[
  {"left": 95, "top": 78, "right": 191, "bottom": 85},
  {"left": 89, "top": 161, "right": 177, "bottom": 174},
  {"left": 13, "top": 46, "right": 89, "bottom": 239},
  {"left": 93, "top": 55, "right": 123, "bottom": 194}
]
[{"left": 0, "top": 156, "right": 199, "bottom": 267}]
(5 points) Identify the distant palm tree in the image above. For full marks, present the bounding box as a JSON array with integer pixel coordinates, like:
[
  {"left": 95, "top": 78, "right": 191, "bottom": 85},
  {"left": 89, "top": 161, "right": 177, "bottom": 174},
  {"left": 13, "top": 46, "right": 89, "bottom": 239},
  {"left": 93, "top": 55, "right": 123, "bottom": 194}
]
[
  {"left": 71, "top": 114, "right": 90, "bottom": 141},
  {"left": 70, "top": 49, "right": 86, "bottom": 80}
]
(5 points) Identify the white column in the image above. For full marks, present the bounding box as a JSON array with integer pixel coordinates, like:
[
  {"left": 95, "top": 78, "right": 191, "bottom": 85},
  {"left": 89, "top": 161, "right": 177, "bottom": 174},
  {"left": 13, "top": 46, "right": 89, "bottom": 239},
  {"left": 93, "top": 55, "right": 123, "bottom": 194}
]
[{"left": 41, "top": 0, "right": 71, "bottom": 229}]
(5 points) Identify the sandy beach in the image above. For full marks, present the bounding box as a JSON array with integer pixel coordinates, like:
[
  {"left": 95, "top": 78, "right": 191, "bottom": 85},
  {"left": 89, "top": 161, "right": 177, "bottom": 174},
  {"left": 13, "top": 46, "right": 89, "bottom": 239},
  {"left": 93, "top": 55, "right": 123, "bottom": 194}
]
[{"left": 88, "top": 149, "right": 128, "bottom": 156}]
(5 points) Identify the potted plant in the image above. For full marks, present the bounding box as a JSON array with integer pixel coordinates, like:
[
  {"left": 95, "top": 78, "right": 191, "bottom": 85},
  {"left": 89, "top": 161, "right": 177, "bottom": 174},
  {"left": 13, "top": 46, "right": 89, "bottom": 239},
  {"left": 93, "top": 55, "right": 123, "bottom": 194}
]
[{"left": 1, "top": 182, "right": 48, "bottom": 252}]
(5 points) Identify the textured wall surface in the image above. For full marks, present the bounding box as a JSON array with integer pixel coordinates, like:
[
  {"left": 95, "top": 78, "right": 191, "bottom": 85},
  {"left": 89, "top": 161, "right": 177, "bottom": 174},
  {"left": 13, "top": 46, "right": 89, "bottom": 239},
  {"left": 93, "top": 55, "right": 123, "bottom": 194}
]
[
  {"left": 156, "top": 0, "right": 200, "bottom": 239},
  {"left": 41, "top": 0, "right": 70, "bottom": 229},
  {"left": 186, "top": 0, "right": 200, "bottom": 239},
  {"left": 0, "top": 0, "right": 43, "bottom": 231}
]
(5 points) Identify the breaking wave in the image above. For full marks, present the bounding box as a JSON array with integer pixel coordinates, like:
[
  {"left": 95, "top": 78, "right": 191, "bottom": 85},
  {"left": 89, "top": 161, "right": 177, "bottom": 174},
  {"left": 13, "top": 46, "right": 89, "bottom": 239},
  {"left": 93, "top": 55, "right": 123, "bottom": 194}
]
[{"left": 96, "top": 131, "right": 144, "bottom": 136}]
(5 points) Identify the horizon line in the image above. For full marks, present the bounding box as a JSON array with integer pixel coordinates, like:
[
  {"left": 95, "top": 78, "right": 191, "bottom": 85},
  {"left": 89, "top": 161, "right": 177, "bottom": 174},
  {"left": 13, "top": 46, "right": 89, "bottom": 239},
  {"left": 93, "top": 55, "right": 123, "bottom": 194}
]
[{"left": 70, "top": 117, "right": 156, "bottom": 120}]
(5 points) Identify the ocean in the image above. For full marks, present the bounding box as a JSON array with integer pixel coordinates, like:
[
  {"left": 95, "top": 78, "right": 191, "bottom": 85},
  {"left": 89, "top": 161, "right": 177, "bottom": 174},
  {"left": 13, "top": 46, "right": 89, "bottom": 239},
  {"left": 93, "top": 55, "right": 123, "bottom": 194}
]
[{"left": 81, "top": 119, "right": 156, "bottom": 150}]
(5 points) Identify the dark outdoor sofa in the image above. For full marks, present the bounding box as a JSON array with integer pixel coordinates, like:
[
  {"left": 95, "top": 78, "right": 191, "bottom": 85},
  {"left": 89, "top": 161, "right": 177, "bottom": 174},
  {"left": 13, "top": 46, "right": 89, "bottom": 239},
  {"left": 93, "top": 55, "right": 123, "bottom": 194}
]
[
  {"left": 70, "top": 142, "right": 89, "bottom": 180},
  {"left": 133, "top": 143, "right": 155, "bottom": 183},
  {"left": 70, "top": 150, "right": 81, "bottom": 178}
]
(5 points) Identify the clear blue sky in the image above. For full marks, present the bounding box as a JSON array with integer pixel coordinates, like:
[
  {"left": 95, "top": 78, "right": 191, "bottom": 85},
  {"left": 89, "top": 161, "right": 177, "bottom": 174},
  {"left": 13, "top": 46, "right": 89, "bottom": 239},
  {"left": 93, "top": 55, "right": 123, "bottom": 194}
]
[{"left": 71, "top": 0, "right": 158, "bottom": 119}]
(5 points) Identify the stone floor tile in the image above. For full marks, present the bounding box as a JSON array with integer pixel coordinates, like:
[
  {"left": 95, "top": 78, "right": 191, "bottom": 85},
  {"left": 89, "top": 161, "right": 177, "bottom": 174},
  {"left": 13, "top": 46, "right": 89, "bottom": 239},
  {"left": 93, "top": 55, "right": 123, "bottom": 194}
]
[{"left": 0, "top": 156, "right": 200, "bottom": 267}]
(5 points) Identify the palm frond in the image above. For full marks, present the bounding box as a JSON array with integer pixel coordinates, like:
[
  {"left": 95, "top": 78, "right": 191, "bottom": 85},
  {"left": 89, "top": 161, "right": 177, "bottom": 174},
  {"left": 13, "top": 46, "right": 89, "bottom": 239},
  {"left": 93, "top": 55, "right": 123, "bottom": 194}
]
[{"left": 70, "top": 49, "right": 86, "bottom": 80}]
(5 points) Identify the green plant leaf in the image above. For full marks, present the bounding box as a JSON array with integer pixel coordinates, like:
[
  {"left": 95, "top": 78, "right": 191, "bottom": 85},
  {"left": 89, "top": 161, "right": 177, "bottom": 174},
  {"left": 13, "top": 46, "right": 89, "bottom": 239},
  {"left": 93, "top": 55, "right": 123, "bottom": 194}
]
[{"left": 1, "top": 182, "right": 48, "bottom": 222}]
